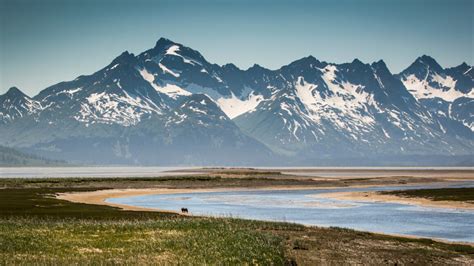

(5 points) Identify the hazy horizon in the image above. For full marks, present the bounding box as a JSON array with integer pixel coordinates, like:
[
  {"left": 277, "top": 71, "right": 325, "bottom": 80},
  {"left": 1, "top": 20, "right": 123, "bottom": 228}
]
[{"left": 1, "top": 0, "right": 472, "bottom": 96}]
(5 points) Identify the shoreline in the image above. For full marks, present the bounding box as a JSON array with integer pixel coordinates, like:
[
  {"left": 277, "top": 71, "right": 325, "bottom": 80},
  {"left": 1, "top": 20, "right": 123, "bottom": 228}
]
[
  {"left": 56, "top": 185, "right": 474, "bottom": 247},
  {"left": 57, "top": 188, "right": 204, "bottom": 214},
  {"left": 57, "top": 181, "right": 474, "bottom": 213},
  {"left": 55, "top": 183, "right": 431, "bottom": 213},
  {"left": 57, "top": 186, "right": 344, "bottom": 214},
  {"left": 314, "top": 191, "right": 474, "bottom": 210},
  {"left": 4, "top": 166, "right": 474, "bottom": 180}
]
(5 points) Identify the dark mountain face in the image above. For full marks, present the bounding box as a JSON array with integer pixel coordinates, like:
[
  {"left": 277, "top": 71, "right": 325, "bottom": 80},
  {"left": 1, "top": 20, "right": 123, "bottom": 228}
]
[
  {"left": 0, "top": 38, "right": 472, "bottom": 165},
  {"left": 398, "top": 55, "right": 473, "bottom": 139},
  {"left": 234, "top": 56, "right": 471, "bottom": 160},
  {"left": 398, "top": 55, "right": 473, "bottom": 100},
  {"left": 0, "top": 87, "right": 42, "bottom": 124},
  {"left": 445, "top": 63, "right": 474, "bottom": 94}
]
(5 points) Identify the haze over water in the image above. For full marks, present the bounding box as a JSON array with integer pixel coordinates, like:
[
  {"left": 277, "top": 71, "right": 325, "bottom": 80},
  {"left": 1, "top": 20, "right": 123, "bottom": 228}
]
[
  {"left": 0, "top": 167, "right": 196, "bottom": 178},
  {"left": 1, "top": 166, "right": 473, "bottom": 178}
]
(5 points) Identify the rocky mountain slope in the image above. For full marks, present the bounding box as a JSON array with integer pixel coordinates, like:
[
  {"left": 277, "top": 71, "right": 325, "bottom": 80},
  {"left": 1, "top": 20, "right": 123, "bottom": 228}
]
[{"left": 0, "top": 38, "right": 472, "bottom": 165}]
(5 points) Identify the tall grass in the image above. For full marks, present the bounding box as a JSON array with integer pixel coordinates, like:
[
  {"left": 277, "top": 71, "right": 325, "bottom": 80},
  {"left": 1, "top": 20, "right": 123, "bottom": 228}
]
[{"left": 0, "top": 217, "right": 287, "bottom": 265}]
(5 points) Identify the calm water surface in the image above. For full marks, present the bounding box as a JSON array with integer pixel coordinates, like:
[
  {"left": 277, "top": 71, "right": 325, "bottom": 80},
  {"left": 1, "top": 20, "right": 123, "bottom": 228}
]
[
  {"left": 0, "top": 167, "right": 198, "bottom": 178},
  {"left": 108, "top": 182, "right": 474, "bottom": 242},
  {"left": 2, "top": 166, "right": 471, "bottom": 178}
]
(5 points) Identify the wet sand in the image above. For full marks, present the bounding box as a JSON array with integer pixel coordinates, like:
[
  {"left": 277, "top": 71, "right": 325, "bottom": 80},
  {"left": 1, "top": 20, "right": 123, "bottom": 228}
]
[
  {"left": 56, "top": 168, "right": 474, "bottom": 213},
  {"left": 57, "top": 178, "right": 474, "bottom": 215},
  {"left": 57, "top": 187, "right": 297, "bottom": 214},
  {"left": 57, "top": 185, "right": 381, "bottom": 213},
  {"left": 57, "top": 188, "right": 205, "bottom": 214},
  {"left": 314, "top": 191, "right": 474, "bottom": 210},
  {"left": 57, "top": 185, "right": 474, "bottom": 246}
]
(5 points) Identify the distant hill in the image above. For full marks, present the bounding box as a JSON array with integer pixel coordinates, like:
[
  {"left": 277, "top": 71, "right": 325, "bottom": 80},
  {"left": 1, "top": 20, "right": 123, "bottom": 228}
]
[{"left": 0, "top": 145, "right": 66, "bottom": 166}]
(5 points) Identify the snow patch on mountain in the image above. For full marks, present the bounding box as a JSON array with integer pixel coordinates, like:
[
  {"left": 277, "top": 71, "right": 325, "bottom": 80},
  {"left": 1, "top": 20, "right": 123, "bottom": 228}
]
[
  {"left": 216, "top": 92, "right": 264, "bottom": 119},
  {"left": 295, "top": 66, "right": 376, "bottom": 130},
  {"left": 166, "top": 45, "right": 181, "bottom": 56},
  {"left": 464, "top": 67, "right": 473, "bottom": 75},
  {"left": 159, "top": 63, "right": 180, "bottom": 77},
  {"left": 0, "top": 92, "right": 43, "bottom": 123},
  {"left": 165, "top": 44, "right": 200, "bottom": 66},
  {"left": 75, "top": 92, "right": 161, "bottom": 126},
  {"left": 16, "top": 98, "right": 42, "bottom": 114},
  {"left": 57, "top": 88, "right": 82, "bottom": 98},
  {"left": 167, "top": 83, "right": 265, "bottom": 119},
  {"left": 402, "top": 74, "right": 468, "bottom": 102},
  {"left": 2, "top": 99, "right": 40, "bottom": 114},
  {"left": 139, "top": 68, "right": 190, "bottom": 98},
  {"left": 463, "top": 121, "right": 474, "bottom": 131},
  {"left": 187, "top": 105, "right": 207, "bottom": 115}
]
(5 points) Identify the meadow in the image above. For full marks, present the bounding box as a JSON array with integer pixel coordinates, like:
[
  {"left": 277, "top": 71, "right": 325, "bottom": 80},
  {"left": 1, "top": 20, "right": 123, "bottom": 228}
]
[{"left": 0, "top": 175, "right": 473, "bottom": 265}]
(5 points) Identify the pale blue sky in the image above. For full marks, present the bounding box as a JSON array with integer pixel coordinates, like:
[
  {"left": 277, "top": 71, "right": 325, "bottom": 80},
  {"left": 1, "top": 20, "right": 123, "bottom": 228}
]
[{"left": 1, "top": 0, "right": 472, "bottom": 96}]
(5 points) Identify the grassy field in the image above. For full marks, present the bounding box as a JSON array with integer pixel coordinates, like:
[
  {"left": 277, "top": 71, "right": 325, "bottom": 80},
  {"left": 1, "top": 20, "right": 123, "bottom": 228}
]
[
  {"left": 0, "top": 217, "right": 288, "bottom": 264},
  {"left": 382, "top": 187, "right": 474, "bottom": 202},
  {"left": 1, "top": 176, "right": 473, "bottom": 265}
]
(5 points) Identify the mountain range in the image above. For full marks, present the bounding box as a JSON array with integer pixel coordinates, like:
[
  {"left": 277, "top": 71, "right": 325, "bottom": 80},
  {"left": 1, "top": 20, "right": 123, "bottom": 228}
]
[{"left": 1, "top": 38, "right": 472, "bottom": 165}]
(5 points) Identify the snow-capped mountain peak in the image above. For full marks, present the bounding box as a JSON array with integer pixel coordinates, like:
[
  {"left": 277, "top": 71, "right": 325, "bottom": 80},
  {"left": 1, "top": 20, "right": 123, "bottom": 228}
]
[
  {"left": 1, "top": 38, "right": 472, "bottom": 165},
  {"left": 399, "top": 56, "right": 473, "bottom": 102},
  {"left": 0, "top": 87, "right": 42, "bottom": 124}
]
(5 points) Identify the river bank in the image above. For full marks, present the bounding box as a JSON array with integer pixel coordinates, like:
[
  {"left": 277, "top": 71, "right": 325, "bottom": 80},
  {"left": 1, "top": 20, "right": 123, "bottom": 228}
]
[{"left": 2, "top": 170, "right": 474, "bottom": 264}]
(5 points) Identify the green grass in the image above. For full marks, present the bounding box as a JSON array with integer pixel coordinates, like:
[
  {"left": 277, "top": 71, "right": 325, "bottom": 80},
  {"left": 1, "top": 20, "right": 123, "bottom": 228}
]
[
  {"left": 0, "top": 217, "right": 287, "bottom": 265},
  {"left": 0, "top": 175, "right": 321, "bottom": 191},
  {"left": 382, "top": 187, "right": 474, "bottom": 202},
  {"left": 0, "top": 178, "right": 473, "bottom": 264},
  {"left": 0, "top": 176, "right": 222, "bottom": 187},
  {"left": 0, "top": 187, "right": 176, "bottom": 219},
  {"left": 0, "top": 186, "right": 292, "bottom": 264}
]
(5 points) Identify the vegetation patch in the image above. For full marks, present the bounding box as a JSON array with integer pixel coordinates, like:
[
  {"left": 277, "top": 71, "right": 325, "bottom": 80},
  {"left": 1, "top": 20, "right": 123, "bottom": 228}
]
[
  {"left": 0, "top": 178, "right": 473, "bottom": 264},
  {"left": 382, "top": 187, "right": 474, "bottom": 202},
  {"left": 0, "top": 217, "right": 286, "bottom": 265}
]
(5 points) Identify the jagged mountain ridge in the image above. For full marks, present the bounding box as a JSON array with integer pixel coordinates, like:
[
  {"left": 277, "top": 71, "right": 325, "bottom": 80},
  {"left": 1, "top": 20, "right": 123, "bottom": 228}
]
[
  {"left": 235, "top": 57, "right": 472, "bottom": 159},
  {"left": 0, "top": 87, "right": 42, "bottom": 124},
  {"left": 398, "top": 55, "right": 474, "bottom": 135},
  {"left": 0, "top": 38, "right": 472, "bottom": 165}
]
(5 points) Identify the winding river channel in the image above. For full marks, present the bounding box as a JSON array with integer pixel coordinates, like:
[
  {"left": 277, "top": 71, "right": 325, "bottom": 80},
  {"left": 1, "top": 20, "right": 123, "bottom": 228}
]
[{"left": 107, "top": 182, "right": 474, "bottom": 243}]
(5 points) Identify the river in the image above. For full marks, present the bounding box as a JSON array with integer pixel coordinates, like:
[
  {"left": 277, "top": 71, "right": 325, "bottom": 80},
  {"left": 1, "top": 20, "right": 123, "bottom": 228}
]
[{"left": 107, "top": 182, "right": 474, "bottom": 243}]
